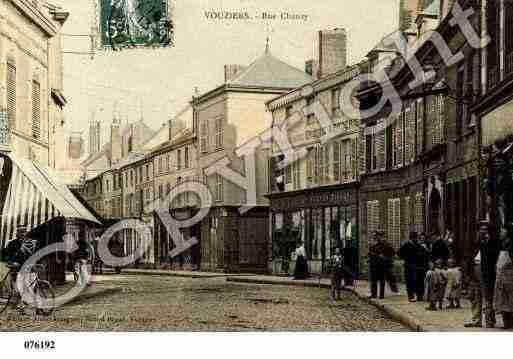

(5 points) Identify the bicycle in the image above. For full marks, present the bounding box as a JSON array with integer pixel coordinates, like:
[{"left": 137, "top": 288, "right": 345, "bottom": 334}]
[{"left": 0, "top": 263, "right": 55, "bottom": 317}]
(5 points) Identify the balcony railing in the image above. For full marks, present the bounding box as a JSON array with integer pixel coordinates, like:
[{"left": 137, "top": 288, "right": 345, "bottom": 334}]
[{"left": 0, "top": 109, "right": 10, "bottom": 148}]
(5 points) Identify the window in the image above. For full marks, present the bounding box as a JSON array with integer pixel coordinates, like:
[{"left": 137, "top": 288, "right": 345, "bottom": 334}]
[
  {"left": 146, "top": 164, "right": 149, "bottom": 181},
  {"left": 215, "top": 117, "right": 224, "bottom": 149},
  {"left": 415, "top": 193, "right": 425, "bottom": 234},
  {"left": 7, "top": 62, "right": 16, "bottom": 127},
  {"left": 215, "top": 174, "right": 223, "bottom": 202},
  {"left": 177, "top": 150, "right": 182, "bottom": 170},
  {"left": 185, "top": 146, "right": 189, "bottom": 169},
  {"left": 32, "top": 80, "right": 41, "bottom": 139},
  {"left": 293, "top": 161, "right": 300, "bottom": 190},
  {"left": 130, "top": 170, "right": 134, "bottom": 186},
  {"left": 306, "top": 97, "right": 315, "bottom": 125},
  {"left": 306, "top": 150, "right": 314, "bottom": 186},
  {"left": 285, "top": 165, "right": 292, "bottom": 184},
  {"left": 331, "top": 88, "right": 341, "bottom": 113},
  {"left": 456, "top": 66, "right": 465, "bottom": 136},
  {"left": 433, "top": 95, "right": 445, "bottom": 146},
  {"left": 333, "top": 142, "right": 341, "bottom": 182},
  {"left": 416, "top": 98, "right": 424, "bottom": 155},
  {"left": 486, "top": 0, "right": 500, "bottom": 89},
  {"left": 200, "top": 120, "right": 208, "bottom": 153},
  {"left": 159, "top": 184, "right": 163, "bottom": 203}
]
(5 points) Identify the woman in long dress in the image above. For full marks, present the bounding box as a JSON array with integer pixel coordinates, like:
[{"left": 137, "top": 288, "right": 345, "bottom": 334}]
[{"left": 293, "top": 243, "right": 309, "bottom": 280}]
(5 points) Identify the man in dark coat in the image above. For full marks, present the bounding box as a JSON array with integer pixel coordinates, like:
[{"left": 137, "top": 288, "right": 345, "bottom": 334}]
[
  {"left": 479, "top": 221, "right": 501, "bottom": 328},
  {"left": 431, "top": 233, "right": 450, "bottom": 264},
  {"left": 399, "top": 232, "right": 421, "bottom": 302},
  {"left": 369, "top": 230, "right": 395, "bottom": 299},
  {"left": 416, "top": 233, "right": 430, "bottom": 301}
]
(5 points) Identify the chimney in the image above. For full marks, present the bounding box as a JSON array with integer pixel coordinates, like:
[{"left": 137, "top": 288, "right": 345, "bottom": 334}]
[
  {"left": 316, "top": 28, "right": 348, "bottom": 78},
  {"left": 110, "top": 117, "right": 122, "bottom": 164},
  {"left": 224, "top": 64, "right": 247, "bottom": 83}
]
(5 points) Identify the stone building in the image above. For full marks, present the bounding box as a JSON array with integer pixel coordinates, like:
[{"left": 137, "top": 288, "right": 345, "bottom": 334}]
[
  {"left": 266, "top": 64, "right": 362, "bottom": 275},
  {"left": 0, "top": 0, "right": 68, "bottom": 167},
  {"left": 356, "top": 0, "right": 484, "bottom": 275},
  {"left": 472, "top": 0, "right": 513, "bottom": 243},
  {"left": 192, "top": 47, "right": 312, "bottom": 273}
]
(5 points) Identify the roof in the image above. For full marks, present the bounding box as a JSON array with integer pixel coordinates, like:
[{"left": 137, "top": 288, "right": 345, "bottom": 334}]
[
  {"left": 227, "top": 50, "right": 312, "bottom": 89},
  {"left": 0, "top": 153, "right": 101, "bottom": 246}
]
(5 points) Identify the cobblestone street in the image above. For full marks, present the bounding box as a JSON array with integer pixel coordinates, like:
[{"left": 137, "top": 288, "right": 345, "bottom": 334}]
[{"left": 0, "top": 275, "right": 407, "bottom": 331}]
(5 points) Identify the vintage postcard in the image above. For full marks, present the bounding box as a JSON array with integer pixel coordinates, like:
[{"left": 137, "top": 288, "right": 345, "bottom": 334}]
[{"left": 0, "top": 0, "right": 512, "bottom": 352}]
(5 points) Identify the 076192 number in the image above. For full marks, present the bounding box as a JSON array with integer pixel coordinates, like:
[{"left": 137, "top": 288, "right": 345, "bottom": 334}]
[{"left": 24, "top": 340, "right": 55, "bottom": 350}]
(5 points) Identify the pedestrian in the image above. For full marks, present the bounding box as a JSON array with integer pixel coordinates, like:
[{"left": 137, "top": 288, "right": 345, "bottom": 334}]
[
  {"left": 416, "top": 233, "right": 430, "bottom": 302},
  {"left": 431, "top": 232, "right": 450, "bottom": 265},
  {"left": 464, "top": 251, "right": 484, "bottom": 327},
  {"left": 445, "top": 258, "right": 462, "bottom": 309},
  {"left": 369, "top": 230, "right": 395, "bottom": 299},
  {"left": 478, "top": 221, "right": 501, "bottom": 328},
  {"left": 329, "top": 248, "right": 344, "bottom": 300},
  {"left": 494, "top": 224, "right": 513, "bottom": 329},
  {"left": 398, "top": 232, "right": 420, "bottom": 302},
  {"left": 293, "top": 242, "right": 309, "bottom": 280},
  {"left": 425, "top": 259, "right": 447, "bottom": 311}
]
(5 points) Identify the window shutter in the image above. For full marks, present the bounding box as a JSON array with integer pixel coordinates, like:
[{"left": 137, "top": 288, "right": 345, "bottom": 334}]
[
  {"left": 7, "top": 63, "right": 16, "bottom": 128},
  {"left": 404, "top": 106, "right": 412, "bottom": 164},
  {"left": 351, "top": 138, "right": 357, "bottom": 180},
  {"left": 415, "top": 193, "right": 424, "bottom": 234},
  {"left": 387, "top": 199, "right": 394, "bottom": 247},
  {"left": 367, "top": 200, "right": 380, "bottom": 241},
  {"left": 359, "top": 126, "right": 366, "bottom": 175},
  {"left": 333, "top": 141, "right": 341, "bottom": 182},
  {"left": 397, "top": 111, "right": 404, "bottom": 167},
  {"left": 404, "top": 196, "right": 411, "bottom": 241},
  {"left": 377, "top": 128, "right": 386, "bottom": 171},
  {"left": 394, "top": 198, "right": 401, "bottom": 248},
  {"left": 416, "top": 99, "right": 424, "bottom": 155},
  {"left": 32, "top": 80, "right": 41, "bottom": 139}
]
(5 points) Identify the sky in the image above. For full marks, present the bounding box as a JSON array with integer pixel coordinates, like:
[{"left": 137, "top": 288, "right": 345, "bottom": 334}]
[{"left": 53, "top": 0, "right": 399, "bottom": 152}]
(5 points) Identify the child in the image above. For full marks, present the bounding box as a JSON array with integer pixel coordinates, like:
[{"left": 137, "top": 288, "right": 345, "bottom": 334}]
[
  {"left": 330, "top": 248, "right": 344, "bottom": 300},
  {"left": 445, "top": 259, "right": 462, "bottom": 309},
  {"left": 425, "top": 259, "right": 448, "bottom": 310}
]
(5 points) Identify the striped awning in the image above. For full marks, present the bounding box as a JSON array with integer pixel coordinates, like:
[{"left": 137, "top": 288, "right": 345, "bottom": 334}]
[{"left": 0, "top": 153, "right": 101, "bottom": 249}]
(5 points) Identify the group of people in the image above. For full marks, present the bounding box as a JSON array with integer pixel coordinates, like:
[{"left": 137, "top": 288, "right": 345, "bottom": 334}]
[{"left": 367, "top": 222, "right": 513, "bottom": 330}]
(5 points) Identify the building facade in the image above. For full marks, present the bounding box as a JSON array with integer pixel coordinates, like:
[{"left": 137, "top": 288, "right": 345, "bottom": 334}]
[
  {"left": 193, "top": 48, "right": 312, "bottom": 273},
  {"left": 267, "top": 64, "right": 362, "bottom": 275},
  {"left": 0, "top": 0, "right": 68, "bottom": 167}
]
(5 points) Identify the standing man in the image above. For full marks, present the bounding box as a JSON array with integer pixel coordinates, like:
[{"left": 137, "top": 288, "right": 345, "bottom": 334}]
[
  {"left": 369, "top": 230, "right": 395, "bottom": 299},
  {"left": 399, "top": 232, "right": 420, "bottom": 302},
  {"left": 465, "top": 221, "right": 500, "bottom": 328}
]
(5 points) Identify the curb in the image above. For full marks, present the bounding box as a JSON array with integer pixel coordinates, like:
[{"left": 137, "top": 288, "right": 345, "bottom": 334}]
[
  {"left": 227, "top": 276, "right": 331, "bottom": 289},
  {"left": 345, "top": 287, "right": 424, "bottom": 332},
  {"left": 123, "top": 270, "right": 256, "bottom": 279}
]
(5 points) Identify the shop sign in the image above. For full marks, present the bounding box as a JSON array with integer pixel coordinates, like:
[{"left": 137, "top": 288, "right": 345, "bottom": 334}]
[{"left": 272, "top": 189, "right": 355, "bottom": 212}]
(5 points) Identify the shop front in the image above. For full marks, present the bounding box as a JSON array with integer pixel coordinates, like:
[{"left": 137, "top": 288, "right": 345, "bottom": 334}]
[
  {"left": 268, "top": 184, "right": 359, "bottom": 276},
  {"left": 0, "top": 153, "right": 101, "bottom": 284}
]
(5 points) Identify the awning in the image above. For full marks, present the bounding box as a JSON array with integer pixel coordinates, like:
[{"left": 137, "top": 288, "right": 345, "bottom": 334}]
[{"left": 0, "top": 153, "right": 101, "bottom": 248}]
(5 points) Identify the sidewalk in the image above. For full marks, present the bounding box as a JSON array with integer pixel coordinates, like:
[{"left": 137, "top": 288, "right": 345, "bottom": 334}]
[{"left": 227, "top": 275, "right": 504, "bottom": 332}]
